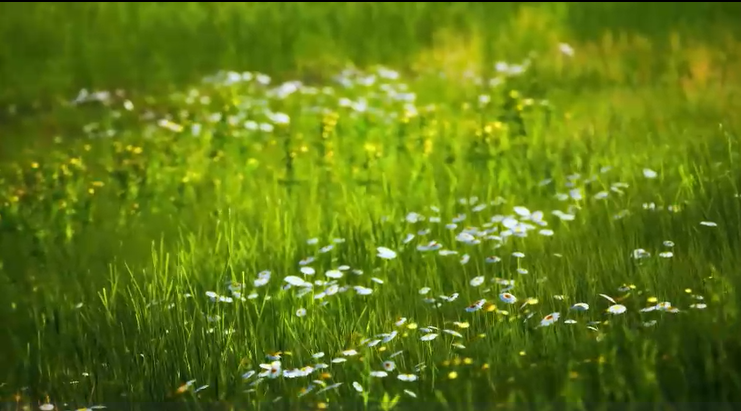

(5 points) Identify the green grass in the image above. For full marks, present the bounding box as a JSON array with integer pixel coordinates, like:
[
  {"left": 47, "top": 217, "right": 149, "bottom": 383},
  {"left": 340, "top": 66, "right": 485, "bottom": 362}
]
[{"left": 3, "top": 2, "right": 741, "bottom": 411}]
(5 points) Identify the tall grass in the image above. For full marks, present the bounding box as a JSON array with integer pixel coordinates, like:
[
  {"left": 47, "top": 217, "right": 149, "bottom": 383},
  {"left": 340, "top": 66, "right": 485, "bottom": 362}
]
[{"left": 2, "top": 2, "right": 741, "bottom": 410}]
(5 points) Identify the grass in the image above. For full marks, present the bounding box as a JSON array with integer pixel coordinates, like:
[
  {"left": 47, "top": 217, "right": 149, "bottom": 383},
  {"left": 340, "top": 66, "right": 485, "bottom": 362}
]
[{"left": 2, "top": 2, "right": 741, "bottom": 410}]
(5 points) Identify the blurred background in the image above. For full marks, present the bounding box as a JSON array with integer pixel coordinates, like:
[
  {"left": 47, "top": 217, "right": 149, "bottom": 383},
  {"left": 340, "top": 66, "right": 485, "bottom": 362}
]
[{"left": 1, "top": 2, "right": 740, "bottom": 138}]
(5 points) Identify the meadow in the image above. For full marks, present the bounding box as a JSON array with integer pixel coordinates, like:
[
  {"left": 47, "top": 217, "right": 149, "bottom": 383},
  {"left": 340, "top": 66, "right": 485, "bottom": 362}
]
[{"left": 2, "top": 2, "right": 741, "bottom": 411}]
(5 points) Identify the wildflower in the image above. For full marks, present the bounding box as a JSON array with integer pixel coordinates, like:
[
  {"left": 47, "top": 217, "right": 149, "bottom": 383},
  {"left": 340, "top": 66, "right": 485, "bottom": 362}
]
[
  {"left": 570, "top": 303, "right": 589, "bottom": 311},
  {"left": 354, "top": 286, "right": 373, "bottom": 295},
  {"left": 285, "top": 276, "right": 308, "bottom": 287},
  {"left": 352, "top": 382, "right": 363, "bottom": 392},
  {"left": 259, "top": 361, "right": 282, "bottom": 378},
  {"left": 540, "top": 312, "right": 560, "bottom": 327},
  {"left": 383, "top": 361, "right": 396, "bottom": 372},
  {"left": 398, "top": 374, "right": 418, "bottom": 382},
  {"left": 643, "top": 168, "right": 658, "bottom": 179},
  {"left": 325, "top": 270, "right": 343, "bottom": 279},
  {"left": 607, "top": 304, "right": 627, "bottom": 314},
  {"left": 377, "top": 247, "right": 397, "bottom": 259},
  {"left": 465, "top": 299, "right": 486, "bottom": 312},
  {"left": 470, "top": 276, "right": 485, "bottom": 287},
  {"left": 370, "top": 371, "right": 388, "bottom": 378},
  {"left": 420, "top": 333, "right": 438, "bottom": 341},
  {"left": 296, "top": 308, "right": 307, "bottom": 317},
  {"left": 499, "top": 293, "right": 517, "bottom": 304},
  {"left": 382, "top": 331, "right": 398, "bottom": 343}
]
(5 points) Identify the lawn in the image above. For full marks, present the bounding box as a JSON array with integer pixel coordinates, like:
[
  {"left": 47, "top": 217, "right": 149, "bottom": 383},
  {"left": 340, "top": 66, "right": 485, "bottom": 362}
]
[{"left": 2, "top": 2, "right": 741, "bottom": 411}]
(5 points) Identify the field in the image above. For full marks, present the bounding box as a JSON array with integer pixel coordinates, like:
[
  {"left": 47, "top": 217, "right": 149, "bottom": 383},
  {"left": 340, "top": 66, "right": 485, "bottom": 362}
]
[{"left": 2, "top": 2, "right": 741, "bottom": 410}]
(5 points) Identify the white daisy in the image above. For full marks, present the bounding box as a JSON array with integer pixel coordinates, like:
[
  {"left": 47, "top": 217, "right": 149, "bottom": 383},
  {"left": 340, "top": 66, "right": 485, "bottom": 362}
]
[{"left": 377, "top": 247, "right": 397, "bottom": 259}]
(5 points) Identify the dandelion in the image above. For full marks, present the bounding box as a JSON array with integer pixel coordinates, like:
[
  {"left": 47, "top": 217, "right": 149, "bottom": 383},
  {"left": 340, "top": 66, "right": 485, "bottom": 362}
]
[
  {"left": 470, "top": 276, "right": 485, "bottom": 287},
  {"left": 540, "top": 312, "right": 560, "bottom": 327},
  {"left": 296, "top": 308, "right": 307, "bottom": 317},
  {"left": 448, "top": 371, "right": 458, "bottom": 380},
  {"left": 377, "top": 247, "right": 397, "bottom": 259},
  {"left": 398, "top": 374, "right": 418, "bottom": 382},
  {"left": 607, "top": 304, "right": 627, "bottom": 315},
  {"left": 499, "top": 293, "right": 517, "bottom": 304},
  {"left": 420, "top": 333, "right": 438, "bottom": 341},
  {"left": 383, "top": 361, "right": 396, "bottom": 372}
]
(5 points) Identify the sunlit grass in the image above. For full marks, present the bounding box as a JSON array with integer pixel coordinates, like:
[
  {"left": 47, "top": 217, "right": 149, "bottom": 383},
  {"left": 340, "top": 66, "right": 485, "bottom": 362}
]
[{"left": 2, "top": 3, "right": 741, "bottom": 411}]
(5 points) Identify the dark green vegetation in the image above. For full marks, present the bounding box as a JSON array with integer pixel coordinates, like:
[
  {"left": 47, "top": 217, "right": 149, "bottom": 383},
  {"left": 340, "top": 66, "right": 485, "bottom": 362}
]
[{"left": 2, "top": 3, "right": 741, "bottom": 411}]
